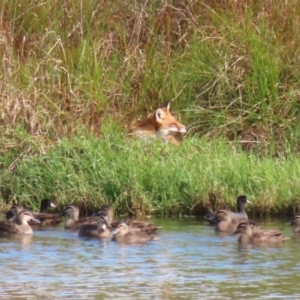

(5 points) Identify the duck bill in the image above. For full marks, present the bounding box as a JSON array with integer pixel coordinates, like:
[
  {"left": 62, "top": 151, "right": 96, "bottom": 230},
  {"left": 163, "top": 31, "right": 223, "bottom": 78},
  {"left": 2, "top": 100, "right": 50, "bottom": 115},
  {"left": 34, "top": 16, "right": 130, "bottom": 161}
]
[
  {"left": 32, "top": 217, "right": 41, "bottom": 224},
  {"left": 50, "top": 202, "right": 56, "bottom": 208}
]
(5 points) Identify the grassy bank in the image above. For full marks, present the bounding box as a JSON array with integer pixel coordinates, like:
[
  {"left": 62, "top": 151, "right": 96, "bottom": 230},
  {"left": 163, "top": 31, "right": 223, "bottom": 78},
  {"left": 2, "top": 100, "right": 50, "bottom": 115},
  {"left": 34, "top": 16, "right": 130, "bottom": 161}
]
[
  {"left": 1, "top": 1, "right": 300, "bottom": 215},
  {"left": 1, "top": 129, "right": 300, "bottom": 217},
  {"left": 1, "top": 1, "right": 300, "bottom": 148}
]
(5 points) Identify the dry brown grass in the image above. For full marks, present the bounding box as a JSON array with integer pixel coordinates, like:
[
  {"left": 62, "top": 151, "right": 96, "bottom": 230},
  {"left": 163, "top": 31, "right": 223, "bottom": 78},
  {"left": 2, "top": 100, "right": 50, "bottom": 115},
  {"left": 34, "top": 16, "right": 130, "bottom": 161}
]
[{"left": 0, "top": 0, "right": 300, "bottom": 153}]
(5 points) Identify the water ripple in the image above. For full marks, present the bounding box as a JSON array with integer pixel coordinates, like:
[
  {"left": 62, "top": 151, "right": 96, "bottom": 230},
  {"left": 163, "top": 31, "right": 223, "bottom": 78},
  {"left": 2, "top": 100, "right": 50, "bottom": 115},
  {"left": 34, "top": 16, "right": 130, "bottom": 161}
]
[{"left": 0, "top": 219, "right": 299, "bottom": 299}]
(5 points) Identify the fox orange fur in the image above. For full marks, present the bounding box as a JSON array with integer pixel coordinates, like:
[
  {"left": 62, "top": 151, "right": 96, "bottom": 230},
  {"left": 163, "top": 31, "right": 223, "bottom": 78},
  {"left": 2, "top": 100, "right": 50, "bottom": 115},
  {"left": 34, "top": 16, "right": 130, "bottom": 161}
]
[{"left": 129, "top": 102, "right": 187, "bottom": 145}]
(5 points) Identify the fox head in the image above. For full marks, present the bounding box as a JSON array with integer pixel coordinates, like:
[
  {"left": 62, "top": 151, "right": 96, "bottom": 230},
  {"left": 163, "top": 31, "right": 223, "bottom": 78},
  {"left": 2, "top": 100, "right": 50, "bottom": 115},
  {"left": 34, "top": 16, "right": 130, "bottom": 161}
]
[
  {"left": 154, "top": 102, "right": 187, "bottom": 137},
  {"left": 129, "top": 101, "right": 188, "bottom": 145}
]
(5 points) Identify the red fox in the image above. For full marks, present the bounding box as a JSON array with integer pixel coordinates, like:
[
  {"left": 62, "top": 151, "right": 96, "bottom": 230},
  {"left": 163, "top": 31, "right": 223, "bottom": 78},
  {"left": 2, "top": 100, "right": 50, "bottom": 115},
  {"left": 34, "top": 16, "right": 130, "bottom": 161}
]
[{"left": 129, "top": 102, "right": 187, "bottom": 145}]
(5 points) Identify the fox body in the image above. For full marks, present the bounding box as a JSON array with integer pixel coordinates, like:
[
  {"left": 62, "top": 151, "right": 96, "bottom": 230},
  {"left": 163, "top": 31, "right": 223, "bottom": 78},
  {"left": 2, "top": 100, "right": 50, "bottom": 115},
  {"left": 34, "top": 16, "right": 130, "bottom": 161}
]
[{"left": 129, "top": 102, "right": 187, "bottom": 145}]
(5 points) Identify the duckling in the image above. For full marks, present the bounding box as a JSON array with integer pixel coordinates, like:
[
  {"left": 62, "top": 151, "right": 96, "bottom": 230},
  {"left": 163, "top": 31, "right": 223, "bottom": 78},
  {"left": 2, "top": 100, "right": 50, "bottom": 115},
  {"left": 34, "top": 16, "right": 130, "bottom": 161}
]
[
  {"left": 205, "top": 195, "right": 250, "bottom": 225},
  {"left": 234, "top": 221, "right": 289, "bottom": 245},
  {"left": 78, "top": 215, "right": 112, "bottom": 239},
  {"left": 0, "top": 211, "right": 40, "bottom": 235},
  {"left": 288, "top": 215, "right": 300, "bottom": 234},
  {"left": 112, "top": 223, "right": 159, "bottom": 245}
]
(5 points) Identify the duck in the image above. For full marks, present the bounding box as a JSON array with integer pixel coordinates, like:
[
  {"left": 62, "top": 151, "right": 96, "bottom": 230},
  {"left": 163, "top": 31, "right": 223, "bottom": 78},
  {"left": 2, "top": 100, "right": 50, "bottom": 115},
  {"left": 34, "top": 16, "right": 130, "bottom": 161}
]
[
  {"left": 31, "top": 199, "right": 62, "bottom": 227},
  {"left": 233, "top": 221, "right": 289, "bottom": 245},
  {"left": 36, "top": 198, "right": 56, "bottom": 213},
  {"left": 92, "top": 205, "right": 162, "bottom": 233},
  {"left": 0, "top": 211, "right": 40, "bottom": 235},
  {"left": 5, "top": 205, "right": 23, "bottom": 221},
  {"left": 288, "top": 215, "right": 300, "bottom": 234},
  {"left": 112, "top": 223, "right": 159, "bottom": 245},
  {"left": 111, "top": 219, "right": 161, "bottom": 234},
  {"left": 214, "top": 209, "right": 241, "bottom": 233},
  {"left": 214, "top": 209, "right": 259, "bottom": 234},
  {"left": 92, "top": 205, "right": 161, "bottom": 233},
  {"left": 6, "top": 199, "right": 62, "bottom": 227},
  {"left": 80, "top": 204, "right": 161, "bottom": 235},
  {"left": 91, "top": 205, "right": 114, "bottom": 226},
  {"left": 62, "top": 205, "right": 102, "bottom": 230},
  {"left": 205, "top": 195, "right": 250, "bottom": 225},
  {"left": 78, "top": 215, "right": 112, "bottom": 239}
]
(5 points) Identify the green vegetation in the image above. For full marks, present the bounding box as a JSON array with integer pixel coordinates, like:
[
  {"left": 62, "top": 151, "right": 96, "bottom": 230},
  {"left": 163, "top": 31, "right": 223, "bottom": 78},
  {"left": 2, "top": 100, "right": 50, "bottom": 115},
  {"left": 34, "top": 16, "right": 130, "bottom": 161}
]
[
  {"left": 1, "top": 0, "right": 300, "bottom": 215},
  {"left": 2, "top": 130, "right": 300, "bottom": 217}
]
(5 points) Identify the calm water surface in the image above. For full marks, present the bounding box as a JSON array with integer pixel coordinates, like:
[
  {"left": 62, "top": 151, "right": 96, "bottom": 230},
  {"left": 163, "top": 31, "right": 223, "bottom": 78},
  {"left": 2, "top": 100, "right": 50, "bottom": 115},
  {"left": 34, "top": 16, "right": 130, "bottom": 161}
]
[{"left": 0, "top": 217, "right": 299, "bottom": 299}]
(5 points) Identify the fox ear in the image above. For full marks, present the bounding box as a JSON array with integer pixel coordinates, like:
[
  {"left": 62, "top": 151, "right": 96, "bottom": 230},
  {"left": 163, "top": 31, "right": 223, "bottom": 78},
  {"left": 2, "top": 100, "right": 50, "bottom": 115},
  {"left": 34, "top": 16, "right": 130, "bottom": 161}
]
[
  {"left": 155, "top": 108, "right": 165, "bottom": 123},
  {"left": 160, "top": 101, "right": 170, "bottom": 112}
]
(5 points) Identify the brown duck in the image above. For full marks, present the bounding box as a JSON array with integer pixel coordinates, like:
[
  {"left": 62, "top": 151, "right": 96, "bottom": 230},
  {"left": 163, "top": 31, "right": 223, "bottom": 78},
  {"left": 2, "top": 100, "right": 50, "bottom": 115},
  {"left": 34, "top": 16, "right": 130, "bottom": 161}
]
[
  {"left": 78, "top": 215, "right": 112, "bottom": 239},
  {"left": 90, "top": 205, "right": 114, "bottom": 227},
  {"left": 205, "top": 195, "right": 250, "bottom": 225},
  {"left": 62, "top": 205, "right": 108, "bottom": 230},
  {"left": 214, "top": 209, "right": 241, "bottom": 233},
  {"left": 5, "top": 205, "right": 23, "bottom": 221},
  {"left": 112, "top": 223, "right": 159, "bottom": 245},
  {"left": 92, "top": 205, "right": 161, "bottom": 233},
  {"left": 81, "top": 205, "right": 161, "bottom": 237},
  {"left": 6, "top": 199, "right": 62, "bottom": 227},
  {"left": 214, "top": 209, "right": 259, "bottom": 234},
  {"left": 0, "top": 211, "right": 40, "bottom": 235},
  {"left": 111, "top": 219, "right": 161, "bottom": 234},
  {"left": 234, "top": 221, "right": 289, "bottom": 245}
]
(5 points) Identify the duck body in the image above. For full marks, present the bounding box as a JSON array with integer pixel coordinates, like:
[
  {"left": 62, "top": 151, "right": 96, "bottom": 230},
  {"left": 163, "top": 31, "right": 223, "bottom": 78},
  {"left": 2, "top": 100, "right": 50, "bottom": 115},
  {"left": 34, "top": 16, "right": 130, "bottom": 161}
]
[
  {"left": 63, "top": 205, "right": 102, "bottom": 230},
  {"left": 214, "top": 209, "right": 259, "bottom": 234},
  {"left": 78, "top": 216, "right": 112, "bottom": 239},
  {"left": 111, "top": 219, "right": 161, "bottom": 234},
  {"left": 0, "top": 211, "right": 40, "bottom": 235},
  {"left": 205, "top": 195, "right": 250, "bottom": 225},
  {"left": 234, "top": 221, "right": 289, "bottom": 246},
  {"left": 214, "top": 210, "right": 240, "bottom": 233},
  {"left": 112, "top": 223, "right": 158, "bottom": 245}
]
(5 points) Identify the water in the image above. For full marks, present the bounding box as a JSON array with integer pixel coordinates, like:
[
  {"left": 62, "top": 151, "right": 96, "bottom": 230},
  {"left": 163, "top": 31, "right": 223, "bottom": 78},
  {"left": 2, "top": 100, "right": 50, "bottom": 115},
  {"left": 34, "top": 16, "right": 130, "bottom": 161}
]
[{"left": 0, "top": 217, "right": 299, "bottom": 299}]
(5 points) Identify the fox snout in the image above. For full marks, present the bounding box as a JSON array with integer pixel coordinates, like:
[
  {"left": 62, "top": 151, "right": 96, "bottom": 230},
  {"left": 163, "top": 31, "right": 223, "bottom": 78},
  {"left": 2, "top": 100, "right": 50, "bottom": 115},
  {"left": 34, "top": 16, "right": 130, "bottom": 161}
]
[{"left": 178, "top": 126, "right": 188, "bottom": 134}]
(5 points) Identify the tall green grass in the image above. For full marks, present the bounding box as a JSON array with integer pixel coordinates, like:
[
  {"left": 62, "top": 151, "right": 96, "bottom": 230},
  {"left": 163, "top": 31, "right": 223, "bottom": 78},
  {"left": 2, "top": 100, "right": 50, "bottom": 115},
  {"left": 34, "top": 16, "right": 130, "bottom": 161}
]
[{"left": 1, "top": 127, "right": 300, "bottom": 216}]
